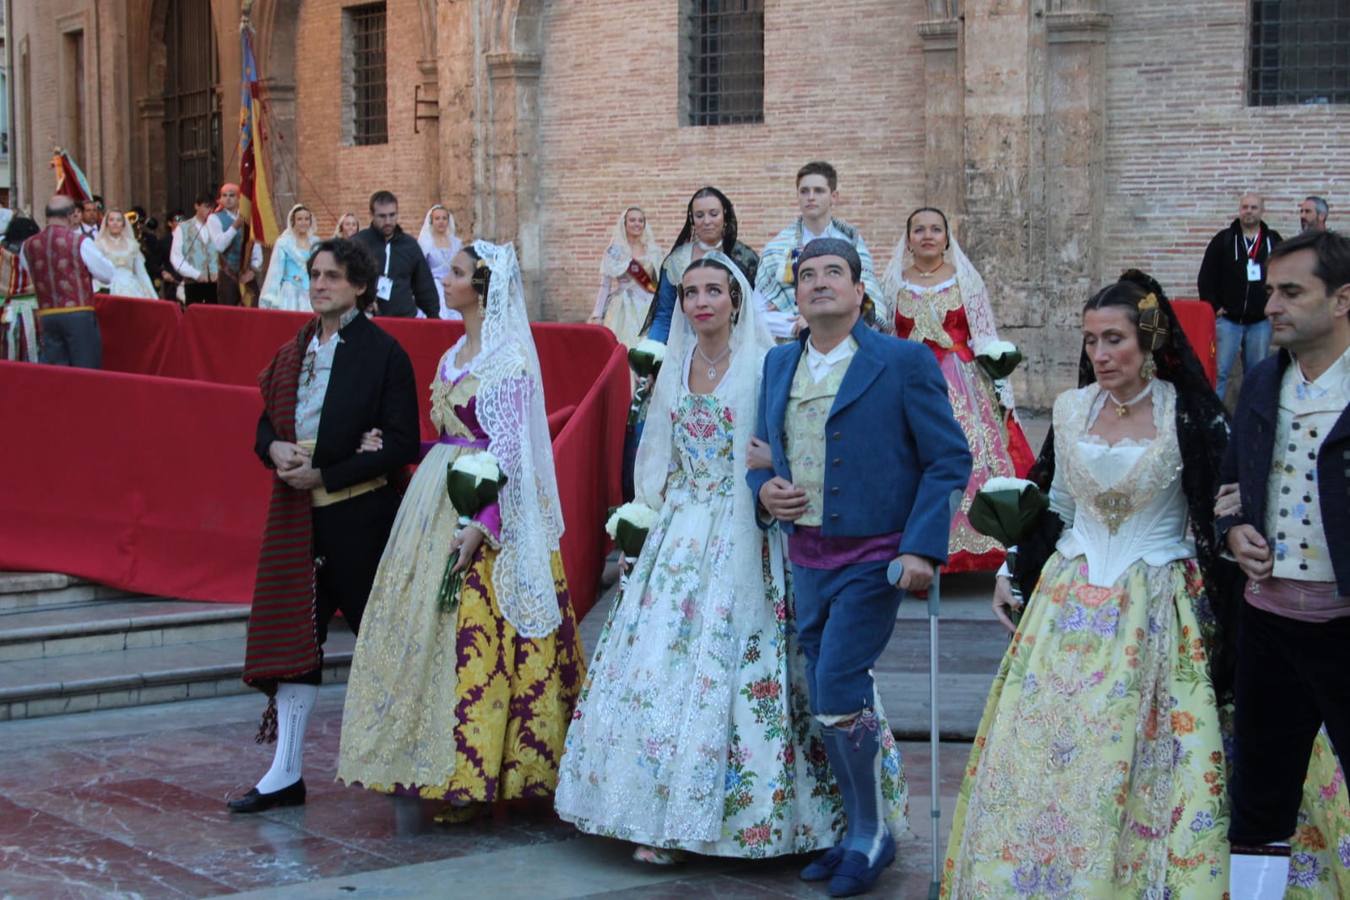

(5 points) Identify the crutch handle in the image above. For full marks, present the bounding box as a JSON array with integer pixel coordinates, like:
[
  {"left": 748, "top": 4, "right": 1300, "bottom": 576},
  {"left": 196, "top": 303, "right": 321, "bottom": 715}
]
[{"left": 886, "top": 558, "right": 905, "bottom": 587}]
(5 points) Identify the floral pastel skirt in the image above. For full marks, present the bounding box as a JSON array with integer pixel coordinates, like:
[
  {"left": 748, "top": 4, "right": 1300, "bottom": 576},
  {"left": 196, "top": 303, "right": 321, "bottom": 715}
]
[{"left": 942, "top": 553, "right": 1229, "bottom": 898}]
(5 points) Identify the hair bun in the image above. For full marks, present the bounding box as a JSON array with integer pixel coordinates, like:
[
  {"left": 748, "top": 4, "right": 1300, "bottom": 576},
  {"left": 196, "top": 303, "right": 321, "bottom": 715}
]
[{"left": 1118, "top": 268, "right": 1166, "bottom": 301}]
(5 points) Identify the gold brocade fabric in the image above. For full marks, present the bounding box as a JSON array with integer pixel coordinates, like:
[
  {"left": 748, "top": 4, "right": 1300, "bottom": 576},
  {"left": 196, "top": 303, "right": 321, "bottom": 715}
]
[
  {"left": 429, "top": 370, "right": 479, "bottom": 441},
  {"left": 894, "top": 278, "right": 962, "bottom": 350},
  {"left": 337, "top": 374, "right": 584, "bottom": 801}
]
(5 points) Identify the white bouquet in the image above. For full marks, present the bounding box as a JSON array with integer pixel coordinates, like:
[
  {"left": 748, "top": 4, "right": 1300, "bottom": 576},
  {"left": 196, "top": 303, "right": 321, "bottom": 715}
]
[
  {"left": 968, "top": 476, "right": 1047, "bottom": 548},
  {"left": 627, "top": 339, "right": 666, "bottom": 429},
  {"left": 976, "top": 339, "right": 1022, "bottom": 381},
  {"left": 605, "top": 501, "right": 660, "bottom": 560}
]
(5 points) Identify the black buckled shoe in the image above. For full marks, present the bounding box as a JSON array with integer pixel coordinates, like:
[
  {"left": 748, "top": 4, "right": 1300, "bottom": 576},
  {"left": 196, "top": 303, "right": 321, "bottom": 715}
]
[{"left": 227, "top": 778, "right": 306, "bottom": 813}]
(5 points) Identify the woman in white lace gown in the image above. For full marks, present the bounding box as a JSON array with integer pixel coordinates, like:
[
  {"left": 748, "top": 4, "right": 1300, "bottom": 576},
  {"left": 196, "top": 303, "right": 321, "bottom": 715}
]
[
  {"left": 94, "top": 210, "right": 156, "bottom": 298},
  {"left": 555, "top": 253, "right": 908, "bottom": 862},
  {"left": 259, "top": 205, "right": 316, "bottom": 312},
  {"left": 944, "top": 272, "right": 1235, "bottom": 898},
  {"left": 418, "top": 205, "right": 464, "bottom": 321},
  {"left": 588, "top": 206, "right": 661, "bottom": 348}
]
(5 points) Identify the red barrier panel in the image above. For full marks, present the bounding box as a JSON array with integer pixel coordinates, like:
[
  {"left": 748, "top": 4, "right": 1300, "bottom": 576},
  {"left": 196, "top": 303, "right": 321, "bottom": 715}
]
[
  {"left": 552, "top": 345, "right": 631, "bottom": 621},
  {"left": 1171, "top": 299, "right": 1218, "bottom": 388},
  {"left": 0, "top": 361, "right": 267, "bottom": 603},
  {"left": 1, "top": 317, "right": 628, "bottom": 619},
  {"left": 93, "top": 295, "right": 182, "bottom": 376}
]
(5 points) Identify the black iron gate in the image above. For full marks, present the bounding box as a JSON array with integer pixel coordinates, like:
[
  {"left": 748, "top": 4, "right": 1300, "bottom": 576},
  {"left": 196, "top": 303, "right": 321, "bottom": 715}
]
[{"left": 163, "top": 0, "right": 221, "bottom": 214}]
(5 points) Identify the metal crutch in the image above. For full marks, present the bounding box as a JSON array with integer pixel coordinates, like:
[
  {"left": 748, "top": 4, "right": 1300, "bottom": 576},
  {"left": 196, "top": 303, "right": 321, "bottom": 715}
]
[{"left": 887, "top": 489, "right": 960, "bottom": 900}]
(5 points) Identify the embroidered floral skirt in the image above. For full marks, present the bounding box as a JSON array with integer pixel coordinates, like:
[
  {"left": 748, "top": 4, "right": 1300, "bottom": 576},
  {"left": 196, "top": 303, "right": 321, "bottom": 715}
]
[
  {"left": 942, "top": 553, "right": 1230, "bottom": 898},
  {"left": 602, "top": 284, "right": 653, "bottom": 350},
  {"left": 337, "top": 442, "right": 584, "bottom": 802},
  {"left": 1285, "top": 728, "right": 1350, "bottom": 897}
]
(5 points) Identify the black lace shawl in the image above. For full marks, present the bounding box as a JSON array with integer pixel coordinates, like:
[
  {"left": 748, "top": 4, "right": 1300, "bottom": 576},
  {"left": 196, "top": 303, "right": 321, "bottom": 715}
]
[{"left": 1013, "top": 295, "right": 1241, "bottom": 702}]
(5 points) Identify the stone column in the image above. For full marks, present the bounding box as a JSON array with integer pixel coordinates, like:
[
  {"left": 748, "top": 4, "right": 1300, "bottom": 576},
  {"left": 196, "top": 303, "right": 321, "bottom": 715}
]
[
  {"left": 437, "top": 0, "right": 476, "bottom": 231},
  {"left": 484, "top": 50, "right": 542, "bottom": 317},
  {"left": 919, "top": 2, "right": 963, "bottom": 217}
]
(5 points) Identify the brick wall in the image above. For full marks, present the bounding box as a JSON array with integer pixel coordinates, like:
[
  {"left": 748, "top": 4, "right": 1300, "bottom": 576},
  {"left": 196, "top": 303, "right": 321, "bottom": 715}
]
[
  {"left": 534, "top": 0, "right": 929, "bottom": 321},
  {"left": 1102, "top": 0, "right": 1350, "bottom": 303},
  {"left": 293, "top": 0, "right": 440, "bottom": 236}
]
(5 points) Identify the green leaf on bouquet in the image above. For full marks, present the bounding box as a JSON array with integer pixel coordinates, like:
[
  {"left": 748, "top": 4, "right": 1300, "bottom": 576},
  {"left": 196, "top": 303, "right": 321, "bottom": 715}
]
[
  {"left": 967, "top": 485, "right": 1047, "bottom": 548},
  {"left": 976, "top": 348, "right": 1022, "bottom": 381}
]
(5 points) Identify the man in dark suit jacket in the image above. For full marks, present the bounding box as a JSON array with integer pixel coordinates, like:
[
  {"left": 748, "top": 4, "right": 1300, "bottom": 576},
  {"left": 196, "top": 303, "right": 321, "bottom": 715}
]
[
  {"left": 229, "top": 237, "right": 419, "bottom": 814},
  {"left": 352, "top": 190, "right": 439, "bottom": 318},
  {"left": 1217, "top": 229, "right": 1350, "bottom": 855},
  {"left": 748, "top": 239, "right": 970, "bottom": 895}
]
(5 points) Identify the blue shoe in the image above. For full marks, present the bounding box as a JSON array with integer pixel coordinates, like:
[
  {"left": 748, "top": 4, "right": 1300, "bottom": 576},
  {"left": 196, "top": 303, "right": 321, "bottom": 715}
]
[
  {"left": 800, "top": 845, "right": 846, "bottom": 882},
  {"left": 827, "top": 831, "right": 896, "bottom": 897}
]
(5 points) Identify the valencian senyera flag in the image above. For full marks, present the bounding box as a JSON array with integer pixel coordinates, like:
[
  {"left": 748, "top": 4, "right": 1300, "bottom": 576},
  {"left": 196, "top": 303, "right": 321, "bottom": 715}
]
[
  {"left": 238, "top": 22, "right": 279, "bottom": 246},
  {"left": 51, "top": 149, "right": 92, "bottom": 205}
]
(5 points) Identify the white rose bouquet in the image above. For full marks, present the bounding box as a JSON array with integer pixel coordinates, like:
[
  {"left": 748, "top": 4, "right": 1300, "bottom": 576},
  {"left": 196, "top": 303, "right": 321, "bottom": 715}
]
[
  {"left": 967, "top": 476, "right": 1047, "bottom": 548},
  {"left": 975, "top": 339, "right": 1022, "bottom": 381}
]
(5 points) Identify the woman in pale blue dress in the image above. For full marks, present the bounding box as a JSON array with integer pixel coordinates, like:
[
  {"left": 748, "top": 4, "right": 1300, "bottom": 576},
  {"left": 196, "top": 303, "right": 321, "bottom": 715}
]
[
  {"left": 418, "top": 204, "right": 463, "bottom": 321},
  {"left": 259, "top": 205, "right": 316, "bottom": 312}
]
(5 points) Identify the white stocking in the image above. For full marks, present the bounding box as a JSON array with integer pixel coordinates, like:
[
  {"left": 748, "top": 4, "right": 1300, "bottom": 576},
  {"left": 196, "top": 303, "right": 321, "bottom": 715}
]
[{"left": 255, "top": 682, "right": 317, "bottom": 793}]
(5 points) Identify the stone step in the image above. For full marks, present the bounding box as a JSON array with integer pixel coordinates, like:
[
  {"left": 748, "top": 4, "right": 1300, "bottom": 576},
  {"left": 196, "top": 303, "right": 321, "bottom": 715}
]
[
  {"left": 0, "top": 572, "right": 140, "bottom": 610},
  {"left": 0, "top": 599, "right": 252, "bottom": 661},
  {"left": 0, "top": 631, "right": 355, "bottom": 721}
]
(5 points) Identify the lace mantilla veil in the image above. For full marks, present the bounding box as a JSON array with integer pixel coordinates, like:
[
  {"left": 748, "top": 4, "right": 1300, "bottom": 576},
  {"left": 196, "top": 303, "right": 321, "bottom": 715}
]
[
  {"left": 599, "top": 208, "right": 662, "bottom": 280},
  {"left": 472, "top": 240, "right": 565, "bottom": 637}
]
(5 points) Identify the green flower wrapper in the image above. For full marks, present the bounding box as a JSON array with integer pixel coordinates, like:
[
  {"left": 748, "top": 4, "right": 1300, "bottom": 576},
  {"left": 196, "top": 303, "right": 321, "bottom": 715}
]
[
  {"left": 967, "top": 482, "right": 1048, "bottom": 548},
  {"left": 613, "top": 518, "right": 650, "bottom": 560},
  {"left": 976, "top": 347, "right": 1023, "bottom": 381},
  {"left": 436, "top": 463, "right": 507, "bottom": 614},
  {"left": 626, "top": 346, "right": 663, "bottom": 430}
]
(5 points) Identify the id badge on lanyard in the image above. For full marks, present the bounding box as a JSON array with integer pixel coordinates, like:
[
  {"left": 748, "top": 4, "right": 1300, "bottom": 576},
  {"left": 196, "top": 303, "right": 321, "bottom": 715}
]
[
  {"left": 1245, "top": 233, "right": 1263, "bottom": 283},
  {"left": 376, "top": 244, "right": 394, "bottom": 300}
]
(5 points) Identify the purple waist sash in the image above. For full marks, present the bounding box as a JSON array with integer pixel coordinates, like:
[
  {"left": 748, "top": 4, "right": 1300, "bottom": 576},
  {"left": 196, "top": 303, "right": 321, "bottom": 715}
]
[
  {"left": 438, "top": 432, "right": 490, "bottom": 450},
  {"left": 788, "top": 526, "right": 901, "bottom": 570}
]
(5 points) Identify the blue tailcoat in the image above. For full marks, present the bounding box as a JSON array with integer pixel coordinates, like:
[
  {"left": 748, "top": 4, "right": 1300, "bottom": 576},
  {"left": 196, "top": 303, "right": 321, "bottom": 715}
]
[{"left": 746, "top": 318, "right": 972, "bottom": 564}]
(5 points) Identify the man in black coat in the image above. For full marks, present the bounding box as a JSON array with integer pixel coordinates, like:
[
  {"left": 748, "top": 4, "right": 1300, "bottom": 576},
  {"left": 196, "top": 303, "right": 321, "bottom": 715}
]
[
  {"left": 1217, "top": 229, "right": 1350, "bottom": 859},
  {"left": 1199, "top": 192, "right": 1283, "bottom": 402},
  {"left": 229, "top": 237, "right": 419, "bottom": 814},
  {"left": 352, "top": 190, "right": 439, "bottom": 318}
]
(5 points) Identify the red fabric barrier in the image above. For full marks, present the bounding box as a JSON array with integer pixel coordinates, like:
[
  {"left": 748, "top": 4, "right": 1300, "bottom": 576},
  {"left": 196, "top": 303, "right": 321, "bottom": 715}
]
[
  {"left": 1, "top": 315, "right": 628, "bottom": 620},
  {"left": 1171, "top": 299, "right": 1218, "bottom": 388},
  {"left": 93, "top": 296, "right": 182, "bottom": 376},
  {"left": 551, "top": 345, "right": 631, "bottom": 620},
  {"left": 0, "top": 362, "right": 267, "bottom": 603}
]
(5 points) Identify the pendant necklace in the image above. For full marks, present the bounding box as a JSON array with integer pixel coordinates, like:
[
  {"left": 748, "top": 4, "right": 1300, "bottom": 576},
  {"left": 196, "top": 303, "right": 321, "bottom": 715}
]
[
  {"left": 1108, "top": 380, "right": 1153, "bottom": 418},
  {"left": 913, "top": 258, "right": 945, "bottom": 277},
  {"left": 696, "top": 344, "right": 731, "bottom": 379}
]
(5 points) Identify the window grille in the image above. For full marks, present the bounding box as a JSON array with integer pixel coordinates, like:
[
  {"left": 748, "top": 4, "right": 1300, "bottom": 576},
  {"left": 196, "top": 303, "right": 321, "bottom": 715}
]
[
  {"left": 1249, "top": 0, "right": 1350, "bottom": 106},
  {"left": 685, "top": 0, "right": 765, "bottom": 127},
  {"left": 349, "top": 3, "right": 388, "bottom": 145}
]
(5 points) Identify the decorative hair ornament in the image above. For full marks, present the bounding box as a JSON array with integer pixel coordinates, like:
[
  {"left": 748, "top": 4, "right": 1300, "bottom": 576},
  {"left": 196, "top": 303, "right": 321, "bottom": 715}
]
[{"left": 1136, "top": 292, "right": 1171, "bottom": 353}]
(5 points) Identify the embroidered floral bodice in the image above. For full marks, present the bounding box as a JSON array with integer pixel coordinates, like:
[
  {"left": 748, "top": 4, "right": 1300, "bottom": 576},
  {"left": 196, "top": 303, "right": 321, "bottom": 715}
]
[
  {"left": 1050, "top": 380, "right": 1193, "bottom": 587},
  {"left": 663, "top": 352, "right": 736, "bottom": 504}
]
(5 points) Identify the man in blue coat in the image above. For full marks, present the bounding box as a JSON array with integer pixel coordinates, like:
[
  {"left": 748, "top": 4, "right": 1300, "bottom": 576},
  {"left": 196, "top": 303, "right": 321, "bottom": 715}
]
[{"left": 747, "top": 239, "right": 970, "bottom": 896}]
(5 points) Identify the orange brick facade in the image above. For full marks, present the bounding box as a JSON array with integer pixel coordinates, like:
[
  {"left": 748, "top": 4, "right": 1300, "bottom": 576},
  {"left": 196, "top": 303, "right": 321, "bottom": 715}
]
[{"left": 10, "top": 0, "right": 1350, "bottom": 406}]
